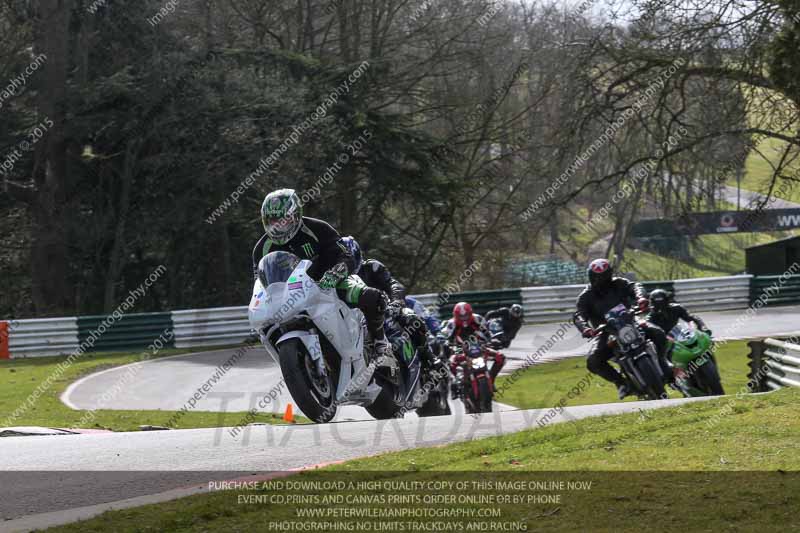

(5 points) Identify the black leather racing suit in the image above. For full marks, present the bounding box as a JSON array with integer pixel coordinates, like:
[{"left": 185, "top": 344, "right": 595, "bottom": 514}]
[
  {"left": 484, "top": 308, "right": 522, "bottom": 348},
  {"left": 573, "top": 277, "right": 667, "bottom": 387},
  {"left": 357, "top": 259, "right": 406, "bottom": 304},
  {"left": 646, "top": 303, "right": 708, "bottom": 335},
  {"left": 357, "top": 258, "right": 434, "bottom": 371},
  {"left": 252, "top": 217, "right": 387, "bottom": 340}
]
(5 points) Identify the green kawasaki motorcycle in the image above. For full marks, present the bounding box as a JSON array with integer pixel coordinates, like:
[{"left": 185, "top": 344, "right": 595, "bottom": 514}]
[{"left": 668, "top": 327, "right": 725, "bottom": 397}]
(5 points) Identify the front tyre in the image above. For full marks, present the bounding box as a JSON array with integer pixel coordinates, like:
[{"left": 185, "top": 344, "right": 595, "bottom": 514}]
[
  {"left": 633, "top": 357, "right": 667, "bottom": 400},
  {"left": 278, "top": 338, "right": 336, "bottom": 423},
  {"left": 477, "top": 377, "right": 493, "bottom": 413},
  {"left": 693, "top": 358, "right": 725, "bottom": 396}
]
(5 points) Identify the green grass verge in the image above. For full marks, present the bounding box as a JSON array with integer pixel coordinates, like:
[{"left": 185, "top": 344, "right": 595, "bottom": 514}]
[
  {"left": 0, "top": 347, "right": 298, "bottom": 431},
  {"left": 45, "top": 388, "right": 800, "bottom": 532},
  {"left": 620, "top": 230, "right": 797, "bottom": 281},
  {"left": 736, "top": 135, "right": 800, "bottom": 203},
  {"left": 494, "top": 340, "right": 750, "bottom": 410}
]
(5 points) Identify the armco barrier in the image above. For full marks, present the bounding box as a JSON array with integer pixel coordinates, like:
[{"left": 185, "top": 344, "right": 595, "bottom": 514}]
[
  {"left": 749, "top": 275, "right": 800, "bottom": 306},
  {"left": 0, "top": 274, "right": 794, "bottom": 358},
  {"left": 77, "top": 312, "right": 174, "bottom": 352},
  {"left": 171, "top": 306, "right": 251, "bottom": 349},
  {"left": 673, "top": 275, "right": 751, "bottom": 312},
  {"left": 521, "top": 284, "right": 583, "bottom": 323},
  {"left": 434, "top": 289, "right": 521, "bottom": 318},
  {"left": 748, "top": 337, "right": 800, "bottom": 390},
  {"left": 7, "top": 317, "right": 79, "bottom": 358}
]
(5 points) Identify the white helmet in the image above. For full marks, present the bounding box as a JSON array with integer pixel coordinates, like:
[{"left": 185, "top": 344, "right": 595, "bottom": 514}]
[{"left": 261, "top": 189, "right": 303, "bottom": 244}]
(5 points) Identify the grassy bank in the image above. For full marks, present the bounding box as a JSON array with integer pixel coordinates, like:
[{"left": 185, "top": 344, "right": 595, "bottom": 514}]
[
  {"left": 494, "top": 339, "right": 750, "bottom": 410},
  {"left": 46, "top": 387, "right": 800, "bottom": 532}
]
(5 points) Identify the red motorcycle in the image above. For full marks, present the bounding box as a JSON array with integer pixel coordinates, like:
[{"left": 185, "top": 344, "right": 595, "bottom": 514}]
[{"left": 450, "top": 341, "right": 500, "bottom": 414}]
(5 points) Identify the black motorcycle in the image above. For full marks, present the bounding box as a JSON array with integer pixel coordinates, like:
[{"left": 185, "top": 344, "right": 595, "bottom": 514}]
[{"left": 598, "top": 304, "right": 667, "bottom": 401}]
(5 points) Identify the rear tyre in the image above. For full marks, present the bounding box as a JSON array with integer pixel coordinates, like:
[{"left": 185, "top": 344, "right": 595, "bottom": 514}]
[
  {"left": 278, "top": 338, "right": 336, "bottom": 423},
  {"left": 694, "top": 358, "right": 725, "bottom": 396},
  {"left": 366, "top": 368, "right": 405, "bottom": 420},
  {"left": 633, "top": 357, "right": 667, "bottom": 400}
]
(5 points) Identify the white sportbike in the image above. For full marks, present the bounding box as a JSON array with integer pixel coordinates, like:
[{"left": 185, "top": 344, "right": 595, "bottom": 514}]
[{"left": 249, "top": 251, "right": 449, "bottom": 423}]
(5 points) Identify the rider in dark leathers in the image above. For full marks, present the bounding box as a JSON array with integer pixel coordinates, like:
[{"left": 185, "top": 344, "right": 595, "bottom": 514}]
[
  {"left": 341, "top": 237, "right": 440, "bottom": 373},
  {"left": 253, "top": 190, "right": 390, "bottom": 360},
  {"left": 646, "top": 289, "right": 710, "bottom": 335},
  {"left": 573, "top": 259, "right": 668, "bottom": 399},
  {"left": 485, "top": 304, "right": 524, "bottom": 348}
]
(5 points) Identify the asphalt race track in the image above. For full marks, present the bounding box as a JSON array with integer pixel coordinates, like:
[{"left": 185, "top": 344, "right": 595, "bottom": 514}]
[
  {"left": 2, "top": 305, "right": 798, "bottom": 531},
  {"left": 1, "top": 396, "right": 714, "bottom": 531},
  {"left": 62, "top": 305, "right": 800, "bottom": 419}
]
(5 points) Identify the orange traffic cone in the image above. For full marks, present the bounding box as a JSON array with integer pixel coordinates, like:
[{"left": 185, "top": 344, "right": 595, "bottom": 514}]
[{"left": 283, "top": 403, "right": 294, "bottom": 423}]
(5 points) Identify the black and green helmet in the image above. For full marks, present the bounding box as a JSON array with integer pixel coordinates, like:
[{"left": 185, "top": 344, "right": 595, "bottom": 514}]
[{"left": 261, "top": 189, "right": 303, "bottom": 244}]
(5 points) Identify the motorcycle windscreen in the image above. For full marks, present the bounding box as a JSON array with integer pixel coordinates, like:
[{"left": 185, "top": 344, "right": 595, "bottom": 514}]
[
  {"left": 249, "top": 251, "right": 310, "bottom": 327},
  {"left": 258, "top": 251, "right": 301, "bottom": 286}
]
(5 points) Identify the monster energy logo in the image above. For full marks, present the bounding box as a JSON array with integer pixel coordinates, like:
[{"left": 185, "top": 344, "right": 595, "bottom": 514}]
[
  {"left": 402, "top": 341, "right": 414, "bottom": 362},
  {"left": 301, "top": 243, "right": 314, "bottom": 257}
]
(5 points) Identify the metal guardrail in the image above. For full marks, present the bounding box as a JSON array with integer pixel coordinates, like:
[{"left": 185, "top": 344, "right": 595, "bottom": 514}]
[
  {"left": 171, "top": 306, "right": 251, "bottom": 349},
  {"left": 7, "top": 317, "right": 79, "bottom": 358},
  {"left": 750, "top": 275, "right": 800, "bottom": 307},
  {"left": 748, "top": 337, "right": 800, "bottom": 391},
  {"left": 675, "top": 275, "right": 752, "bottom": 312},
  {"left": 0, "top": 274, "right": 784, "bottom": 358}
]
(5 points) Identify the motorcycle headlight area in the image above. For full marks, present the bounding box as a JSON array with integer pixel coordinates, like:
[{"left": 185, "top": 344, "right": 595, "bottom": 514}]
[{"left": 617, "top": 325, "right": 640, "bottom": 345}]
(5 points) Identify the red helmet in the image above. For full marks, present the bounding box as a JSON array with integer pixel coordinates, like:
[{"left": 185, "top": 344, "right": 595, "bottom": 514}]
[{"left": 453, "top": 302, "right": 474, "bottom": 327}]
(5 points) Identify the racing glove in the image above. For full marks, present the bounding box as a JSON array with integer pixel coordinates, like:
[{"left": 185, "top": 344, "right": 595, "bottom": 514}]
[
  {"left": 318, "top": 263, "right": 348, "bottom": 290},
  {"left": 386, "top": 300, "right": 404, "bottom": 318},
  {"left": 582, "top": 327, "right": 596, "bottom": 339}
]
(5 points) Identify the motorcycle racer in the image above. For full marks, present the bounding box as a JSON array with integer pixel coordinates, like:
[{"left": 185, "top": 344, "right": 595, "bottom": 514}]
[
  {"left": 443, "top": 302, "right": 505, "bottom": 388},
  {"left": 646, "top": 289, "right": 710, "bottom": 335},
  {"left": 252, "top": 189, "right": 390, "bottom": 361},
  {"left": 573, "top": 258, "right": 668, "bottom": 399}
]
